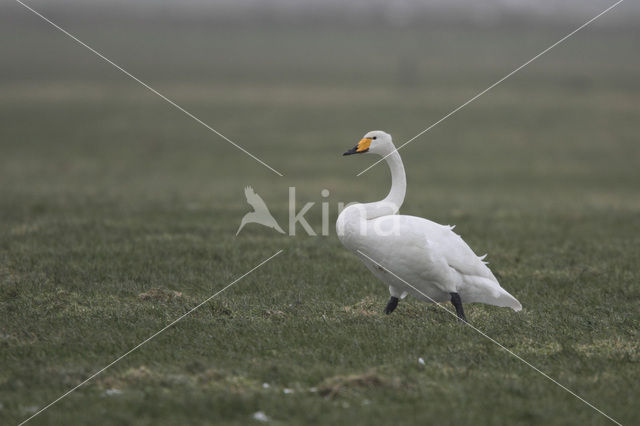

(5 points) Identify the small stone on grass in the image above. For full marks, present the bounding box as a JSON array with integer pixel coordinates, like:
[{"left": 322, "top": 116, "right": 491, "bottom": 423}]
[{"left": 253, "top": 411, "right": 269, "bottom": 422}]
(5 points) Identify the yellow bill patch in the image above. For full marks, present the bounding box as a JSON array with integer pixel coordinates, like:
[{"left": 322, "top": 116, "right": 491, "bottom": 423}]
[{"left": 356, "top": 138, "right": 372, "bottom": 152}]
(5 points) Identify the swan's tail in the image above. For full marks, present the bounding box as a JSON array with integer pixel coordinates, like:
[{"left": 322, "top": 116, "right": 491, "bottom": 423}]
[{"left": 460, "top": 275, "right": 522, "bottom": 311}]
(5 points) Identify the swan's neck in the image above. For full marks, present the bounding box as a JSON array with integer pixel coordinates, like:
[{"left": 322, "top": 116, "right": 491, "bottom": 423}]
[
  {"left": 381, "top": 150, "right": 406, "bottom": 211},
  {"left": 360, "top": 150, "right": 406, "bottom": 219},
  {"left": 336, "top": 148, "right": 407, "bottom": 242}
]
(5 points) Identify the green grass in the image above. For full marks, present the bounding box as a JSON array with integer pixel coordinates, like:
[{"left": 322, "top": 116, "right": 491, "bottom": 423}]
[{"left": 1, "top": 10, "right": 640, "bottom": 425}]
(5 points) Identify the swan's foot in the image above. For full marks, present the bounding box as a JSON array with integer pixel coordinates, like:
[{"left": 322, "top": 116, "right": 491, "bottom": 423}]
[
  {"left": 450, "top": 292, "right": 467, "bottom": 322},
  {"left": 384, "top": 296, "right": 399, "bottom": 315}
]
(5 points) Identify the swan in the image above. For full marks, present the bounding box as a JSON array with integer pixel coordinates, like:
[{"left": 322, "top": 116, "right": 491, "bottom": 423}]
[{"left": 336, "top": 131, "right": 521, "bottom": 321}]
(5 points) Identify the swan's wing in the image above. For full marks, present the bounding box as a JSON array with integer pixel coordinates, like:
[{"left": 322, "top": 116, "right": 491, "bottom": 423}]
[
  {"left": 365, "top": 215, "right": 495, "bottom": 282},
  {"left": 244, "top": 186, "right": 270, "bottom": 212},
  {"left": 362, "top": 216, "right": 453, "bottom": 287},
  {"left": 426, "top": 222, "right": 521, "bottom": 310},
  {"left": 385, "top": 216, "right": 493, "bottom": 280},
  {"left": 358, "top": 215, "right": 520, "bottom": 310},
  {"left": 431, "top": 225, "right": 498, "bottom": 283}
]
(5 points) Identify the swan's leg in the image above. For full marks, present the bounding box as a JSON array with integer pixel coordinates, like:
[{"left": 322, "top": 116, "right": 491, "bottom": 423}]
[
  {"left": 384, "top": 296, "right": 399, "bottom": 315},
  {"left": 449, "top": 293, "right": 467, "bottom": 322}
]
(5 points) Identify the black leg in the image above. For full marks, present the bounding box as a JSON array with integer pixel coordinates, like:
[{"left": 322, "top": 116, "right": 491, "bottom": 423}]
[
  {"left": 384, "top": 296, "right": 399, "bottom": 315},
  {"left": 450, "top": 292, "right": 467, "bottom": 322}
]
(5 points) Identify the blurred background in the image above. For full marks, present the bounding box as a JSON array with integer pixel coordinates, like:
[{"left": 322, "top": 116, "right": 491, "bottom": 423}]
[
  {"left": 2, "top": 0, "right": 639, "bottom": 217},
  {"left": 1, "top": 1, "right": 640, "bottom": 424}
]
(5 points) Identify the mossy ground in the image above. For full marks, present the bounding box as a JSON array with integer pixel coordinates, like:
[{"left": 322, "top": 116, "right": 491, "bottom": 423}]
[{"left": 1, "top": 8, "right": 639, "bottom": 425}]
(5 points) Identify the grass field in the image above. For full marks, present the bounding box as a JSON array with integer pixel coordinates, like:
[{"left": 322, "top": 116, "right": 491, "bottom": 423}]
[{"left": 1, "top": 5, "right": 640, "bottom": 425}]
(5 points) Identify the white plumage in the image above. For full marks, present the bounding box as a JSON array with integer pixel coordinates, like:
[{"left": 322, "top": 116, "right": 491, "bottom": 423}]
[{"left": 337, "top": 131, "right": 521, "bottom": 319}]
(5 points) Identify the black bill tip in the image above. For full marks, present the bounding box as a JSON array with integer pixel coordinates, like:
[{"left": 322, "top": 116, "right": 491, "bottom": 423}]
[{"left": 343, "top": 146, "right": 367, "bottom": 156}]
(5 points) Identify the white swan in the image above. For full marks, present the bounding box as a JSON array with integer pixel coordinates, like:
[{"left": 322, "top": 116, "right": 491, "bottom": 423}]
[{"left": 336, "top": 131, "right": 521, "bottom": 321}]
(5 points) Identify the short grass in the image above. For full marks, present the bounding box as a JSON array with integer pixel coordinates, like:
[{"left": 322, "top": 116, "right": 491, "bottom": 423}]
[{"left": 1, "top": 7, "right": 640, "bottom": 425}]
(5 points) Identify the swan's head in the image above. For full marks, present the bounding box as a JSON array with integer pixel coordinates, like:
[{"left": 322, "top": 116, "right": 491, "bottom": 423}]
[{"left": 343, "top": 130, "right": 394, "bottom": 156}]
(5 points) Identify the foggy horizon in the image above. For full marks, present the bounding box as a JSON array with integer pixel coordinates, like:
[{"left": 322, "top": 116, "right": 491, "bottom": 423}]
[{"left": 4, "top": 0, "right": 639, "bottom": 28}]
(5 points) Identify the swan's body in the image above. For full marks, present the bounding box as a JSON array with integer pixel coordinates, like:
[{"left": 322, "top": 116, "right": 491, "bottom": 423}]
[{"left": 337, "top": 131, "right": 521, "bottom": 320}]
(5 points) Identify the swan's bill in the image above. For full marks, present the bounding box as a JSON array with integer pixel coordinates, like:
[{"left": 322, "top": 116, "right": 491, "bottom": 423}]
[{"left": 343, "top": 137, "right": 371, "bottom": 155}]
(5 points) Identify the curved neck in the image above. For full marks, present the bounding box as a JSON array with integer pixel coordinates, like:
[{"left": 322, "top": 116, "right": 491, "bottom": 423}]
[
  {"left": 382, "top": 150, "right": 406, "bottom": 211},
  {"left": 358, "top": 149, "right": 406, "bottom": 220}
]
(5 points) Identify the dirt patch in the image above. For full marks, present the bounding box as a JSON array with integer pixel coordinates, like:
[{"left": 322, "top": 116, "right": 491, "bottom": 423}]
[
  {"left": 513, "top": 337, "right": 562, "bottom": 356},
  {"left": 197, "top": 368, "right": 263, "bottom": 393},
  {"left": 99, "top": 366, "right": 154, "bottom": 389},
  {"left": 9, "top": 223, "right": 41, "bottom": 236},
  {"left": 262, "top": 309, "right": 285, "bottom": 319},
  {"left": 317, "top": 372, "right": 391, "bottom": 398},
  {"left": 575, "top": 338, "right": 639, "bottom": 361},
  {"left": 343, "top": 296, "right": 380, "bottom": 317},
  {"left": 138, "top": 288, "right": 183, "bottom": 301},
  {"left": 123, "top": 366, "right": 153, "bottom": 381}
]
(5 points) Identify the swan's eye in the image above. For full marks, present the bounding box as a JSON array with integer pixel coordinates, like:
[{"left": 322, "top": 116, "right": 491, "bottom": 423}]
[{"left": 372, "top": 136, "right": 377, "bottom": 140}]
